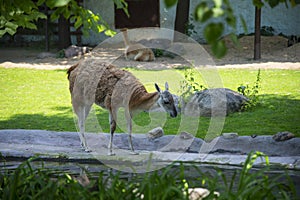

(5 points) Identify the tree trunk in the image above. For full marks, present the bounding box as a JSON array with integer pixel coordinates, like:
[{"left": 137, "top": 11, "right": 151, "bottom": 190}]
[
  {"left": 58, "top": 15, "right": 71, "bottom": 49},
  {"left": 254, "top": 6, "right": 261, "bottom": 60},
  {"left": 173, "top": 0, "right": 190, "bottom": 42},
  {"left": 45, "top": 5, "right": 49, "bottom": 51}
]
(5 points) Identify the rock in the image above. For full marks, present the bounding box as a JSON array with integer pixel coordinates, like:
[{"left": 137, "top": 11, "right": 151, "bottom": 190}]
[
  {"left": 180, "top": 131, "right": 194, "bottom": 140},
  {"left": 184, "top": 88, "right": 248, "bottom": 117},
  {"left": 273, "top": 131, "right": 295, "bottom": 142},
  {"left": 1, "top": 129, "right": 298, "bottom": 156},
  {"left": 64, "top": 45, "right": 90, "bottom": 58},
  {"left": 147, "top": 127, "right": 164, "bottom": 140},
  {"left": 36, "top": 52, "right": 56, "bottom": 59},
  {"left": 222, "top": 132, "right": 238, "bottom": 139},
  {"left": 188, "top": 188, "right": 219, "bottom": 200},
  {"left": 201, "top": 135, "right": 300, "bottom": 156}
]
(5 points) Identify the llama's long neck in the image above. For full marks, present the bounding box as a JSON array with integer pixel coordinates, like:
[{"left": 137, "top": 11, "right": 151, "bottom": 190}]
[
  {"left": 121, "top": 29, "right": 130, "bottom": 47},
  {"left": 129, "top": 87, "right": 159, "bottom": 112}
]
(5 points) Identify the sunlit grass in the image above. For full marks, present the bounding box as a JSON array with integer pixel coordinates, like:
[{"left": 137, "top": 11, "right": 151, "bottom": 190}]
[{"left": 0, "top": 67, "right": 299, "bottom": 137}]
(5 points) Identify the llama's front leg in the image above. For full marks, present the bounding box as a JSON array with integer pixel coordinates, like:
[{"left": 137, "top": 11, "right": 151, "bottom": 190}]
[
  {"left": 108, "top": 112, "right": 116, "bottom": 156},
  {"left": 126, "top": 110, "right": 138, "bottom": 155}
]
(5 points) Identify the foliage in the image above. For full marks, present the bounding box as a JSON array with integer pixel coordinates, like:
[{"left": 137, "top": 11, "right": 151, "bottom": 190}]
[
  {"left": 237, "top": 69, "right": 261, "bottom": 110},
  {"left": 0, "top": 152, "right": 297, "bottom": 199},
  {"left": 151, "top": 49, "right": 177, "bottom": 59},
  {"left": 164, "top": 0, "right": 300, "bottom": 58},
  {"left": 184, "top": 15, "right": 197, "bottom": 37},
  {"left": 0, "top": 0, "right": 128, "bottom": 37},
  {"left": 261, "top": 26, "right": 275, "bottom": 36},
  {"left": 200, "top": 151, "right": 296, "bottom": 199},
  {"left": 178, "top": 67, "right": 207, "bottom": 109},
  {"left": 0, "top": 0, "right": 46, "bottom": 37}
]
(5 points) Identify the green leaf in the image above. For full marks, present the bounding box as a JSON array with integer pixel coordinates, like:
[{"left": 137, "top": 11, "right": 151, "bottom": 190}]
[
  {"left": 195, "top": 2, "right": 213, "bottom": 22},
  {"left": 212, "top": 7, "right": 224, "bottom": 17},
  {"left": 0, "top": 30, "right": 7, "bottom": 37},
  {"left": 113, "top": 0, "right": 128, "bottom": 9},
  {"left": 34, "top": 11, "right": 47, "bottom": 20},
  {"left": 50, "top": 7, "right": 64, "bottom": 21},
  {"left": 164, "top": 0, "right": 178, "bottom": 8},
  {"left": 46, "top": 0, "right": 71, "bottom": 8},
  {"left": 5, "top": 27, "right": 17, "bottom": 35},
  {"left": 36, "top": 0, "right": 46, "bottom": 6},
  {"left": 105, "top": 29, "right": 117, "bottom": 37},
  {"left": 97, "top": 24, "right": 106, "bottom": 33},
  {"left": 213, "top": 0, "right": 223, "bottom": 7},
  {"left": 240, "top": 15, "right": 248, "bottom": 33},
  {"left": 229, "top": 33, "right": 237, "bottom": 44},
  {"left": 268, "top": 0, "right": 280, "bottom": 7},
  {"left": 204, "top": 23, "right": 224, "bottom": 43},
  {"left": 211, "top": 40, "right": 227, "bottom": 58},
  {"left": 5, "top": 22, "right": 18, "bottom": 30},
  {"left": 24, "top": 22, "right": 37, "bottom": 30},
  {"left": 62, "top": 8, "right": 71, "bottom": 19},
  {"left": 74, "top": 17, "right": 82, "bottom": 29},
  {"left": 253, "top": 0, "right": 264, "bottom": 8}
]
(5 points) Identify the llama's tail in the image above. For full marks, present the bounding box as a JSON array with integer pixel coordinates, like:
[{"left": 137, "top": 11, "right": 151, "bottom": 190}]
[{"left": 67, "top": 62, "right": 79, "bottom": 80}]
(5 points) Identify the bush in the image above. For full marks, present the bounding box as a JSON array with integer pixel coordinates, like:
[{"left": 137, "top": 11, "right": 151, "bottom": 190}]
[
  {"left": 237, "top": 69, "right": 261, "bottom": 110},
  {"left": 0, "top": 152, "right": 297, "bottom": 200}
]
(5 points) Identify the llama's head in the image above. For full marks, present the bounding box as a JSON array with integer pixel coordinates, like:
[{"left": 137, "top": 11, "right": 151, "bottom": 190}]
[{"left": 155, "top": 82, "right": 178, "bottom": 118}]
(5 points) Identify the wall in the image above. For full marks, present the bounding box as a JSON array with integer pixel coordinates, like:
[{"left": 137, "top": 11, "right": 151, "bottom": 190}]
[{"left": 81, "top": 0, "right": 300, "bottom": 45}]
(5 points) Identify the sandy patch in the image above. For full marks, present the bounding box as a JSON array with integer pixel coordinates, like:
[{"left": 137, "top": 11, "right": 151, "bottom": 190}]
[{"left": 0, "top": 35, "right": 299, "bottom": 70}]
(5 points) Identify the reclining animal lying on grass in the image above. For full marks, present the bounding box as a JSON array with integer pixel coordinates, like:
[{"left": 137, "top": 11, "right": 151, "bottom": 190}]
[
  {"left": 121, "top": 29, "right": 155, "bottom": 62},
  {"left": 67, "top": 59, "right": 177, "bottom": 155}
]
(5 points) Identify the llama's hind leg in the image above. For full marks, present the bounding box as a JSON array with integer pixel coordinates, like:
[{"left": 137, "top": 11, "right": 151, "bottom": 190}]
[
  {"left": 125, "top": 110, "right": 138, "bottom": 155},
  {"left": 108, "top": 109, "right": 117, "bottom": 156},
  {"left": 76, "top": 104, "right": 92, "bottom": 152}
]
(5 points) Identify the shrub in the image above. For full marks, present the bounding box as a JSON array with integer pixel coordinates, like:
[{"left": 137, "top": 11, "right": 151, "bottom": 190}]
[
  {"left": 0, "top": 151, "right": 297, "bottom": 200},
  {"left": 237, "top": 69, "right": 261, "bottom": 110}
]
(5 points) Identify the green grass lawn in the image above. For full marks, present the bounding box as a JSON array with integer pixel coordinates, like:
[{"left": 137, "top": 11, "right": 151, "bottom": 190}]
[{"left": 0, "top": 67, "right": 299, "bottom": 138}]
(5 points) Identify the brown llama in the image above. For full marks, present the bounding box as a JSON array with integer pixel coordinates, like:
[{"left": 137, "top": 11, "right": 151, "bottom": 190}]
[
  {"left": 121, "top": 29, "right": 155, "bottom": 62},
  {"left": 67, "top": 58, "right": 177, "bottom": 155}
]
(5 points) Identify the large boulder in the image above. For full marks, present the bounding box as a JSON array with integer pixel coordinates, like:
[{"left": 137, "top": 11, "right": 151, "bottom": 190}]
[{"left": 184, "top": 88, "right": 248, "bottom": 117}]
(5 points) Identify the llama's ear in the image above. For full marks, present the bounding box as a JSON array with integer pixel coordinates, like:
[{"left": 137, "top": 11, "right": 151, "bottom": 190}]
[
  {"left": 165, "top": 82, "right": 169, "bottom": 91},
  {"left": 155, "top": 83, "right": 161, "bottom": 93}
]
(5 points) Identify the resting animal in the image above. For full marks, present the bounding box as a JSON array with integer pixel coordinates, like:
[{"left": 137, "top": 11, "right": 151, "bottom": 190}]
[{"left": 121, "top": 29, "right": 155, "bottom": 62}]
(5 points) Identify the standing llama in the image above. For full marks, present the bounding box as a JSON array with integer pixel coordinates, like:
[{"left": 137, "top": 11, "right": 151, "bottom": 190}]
[{"left": 67, "top": 58, "right": 177, "bottom": 155}]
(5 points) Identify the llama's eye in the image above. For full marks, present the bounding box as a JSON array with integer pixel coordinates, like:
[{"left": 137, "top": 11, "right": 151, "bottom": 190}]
[{"left": 164, "top": 101, "right": 169, "bottom": 104}]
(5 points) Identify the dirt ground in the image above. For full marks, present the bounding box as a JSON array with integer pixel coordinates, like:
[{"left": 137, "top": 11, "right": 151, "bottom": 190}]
[{"left": 0, "top": 35, "right": 299, "bottom": 70}]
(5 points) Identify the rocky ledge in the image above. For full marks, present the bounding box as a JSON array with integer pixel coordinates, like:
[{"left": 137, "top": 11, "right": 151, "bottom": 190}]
[{"left": 0, "top": 129, "right": 299, "bottom": 171}]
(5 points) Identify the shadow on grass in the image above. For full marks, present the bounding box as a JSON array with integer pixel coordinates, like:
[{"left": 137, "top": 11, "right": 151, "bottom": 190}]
[
  {"left": 0, "top": 113, "right": 76, "bottom": 132},
  {"left": 0, "top": 94, "right": 299, "bottom": 137}
]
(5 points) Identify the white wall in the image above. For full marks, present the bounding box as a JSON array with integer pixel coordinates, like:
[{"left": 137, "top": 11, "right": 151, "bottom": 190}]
[{"left": 82, "top": 0, "right": 300, "bottom": 45}]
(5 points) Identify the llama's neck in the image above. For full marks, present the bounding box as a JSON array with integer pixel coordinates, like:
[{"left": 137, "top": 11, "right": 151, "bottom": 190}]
[
  {"left": 121, "top": 29, "right": 130, "bottom": 47},
  {"left": 129, "top": 87, "right": 159, "bottom": 112}
]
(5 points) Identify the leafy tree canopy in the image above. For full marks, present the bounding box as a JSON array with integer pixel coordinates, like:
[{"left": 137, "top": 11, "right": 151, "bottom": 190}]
[{"left": 0, "top": 0, "right": 127, "bottom": 38}]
